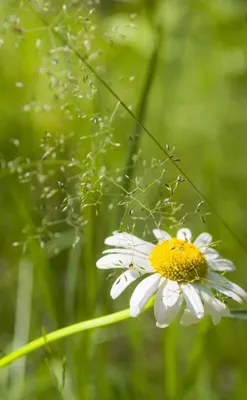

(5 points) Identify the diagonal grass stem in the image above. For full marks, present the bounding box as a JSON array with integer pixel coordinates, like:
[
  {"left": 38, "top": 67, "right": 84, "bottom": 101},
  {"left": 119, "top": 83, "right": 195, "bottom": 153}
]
[{"left": 28, "top": 5, "right": 247, "bottom": 254}]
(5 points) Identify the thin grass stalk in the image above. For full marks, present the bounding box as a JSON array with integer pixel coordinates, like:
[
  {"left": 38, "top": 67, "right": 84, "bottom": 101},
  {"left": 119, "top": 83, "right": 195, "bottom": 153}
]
[
  {"left": 65, "top": 228, "right": 83, "bottom": 398},
  {"left": 9, "top": 259, "right": 33, "bottom": 396},
  {"left": 28, "top": 4, "right": 247, "bottom": 254},
  {"left": 115, "top": 21, "right": 162, "bottom": 396},
  {"left": 10, "top": 188, "right": 57, "bottom": 323},
  {"left": 179, "top": 318, "right": 210, "bottom": 399},
  {"left": 120, "top": 25, "right": 162, "bottom": 197},
  {"left": 164, "top": 324, "right": 178, "bottom": 400}
]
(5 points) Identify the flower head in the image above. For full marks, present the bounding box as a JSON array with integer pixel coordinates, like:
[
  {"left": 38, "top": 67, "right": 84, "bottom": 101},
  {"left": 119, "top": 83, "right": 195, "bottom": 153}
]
[{"left": 96, "top": 228, "right": 247, "bottom": 328}]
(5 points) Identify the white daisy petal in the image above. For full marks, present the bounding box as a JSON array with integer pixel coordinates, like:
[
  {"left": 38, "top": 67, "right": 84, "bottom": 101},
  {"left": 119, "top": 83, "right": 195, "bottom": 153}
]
[
  {"left": 110, "top": 269, "right": 143, "bottom": 299},
  {"left": 177, "top": 228, "right": 192, "bottom": 242},
  {"left": 196, "top": 284, "right": 230, "bottom": 325},
  {"left": 194, "top": 232, "right": 212, "bottom": 248},
  {"left": 208, "top": 282, "right": 242, "bottom": 303},
  {"left": 153, "top": 229, "right": 171, "bottom": 242},
  {"left": 130, "top": 273, "right": 161, "bottom": 317},
  {"left": 204, "top": 304, "right": 221, "bottom": 325},
  {"left": 208, "top": 272, "right": 247, "bottom": 300},
  {"left": 105, "top": 232, "right": 154, "bottom": 255},
  {"left": 202, "top": 247, "right": 220, "bottom": 260},
  {"left": 208, "top": 258, "right": 236, "bottom": 272},
  {"left": 96, "top": 253, "right": 152, "bottom": 271},
  {"left": 103, "top": 248, "right": 149, "bottom": 259},
  {"left": 180, "top": 308, "right": 201, "bottom": 326},
  {"left": 154, "top": 280, "right": 183, "bottom": 328},
  {"left": 181, "top": 283, "right": 204, "bottom": 319},
  {"left": 153, "top": 281, "right": 167, "bottom": 323}
]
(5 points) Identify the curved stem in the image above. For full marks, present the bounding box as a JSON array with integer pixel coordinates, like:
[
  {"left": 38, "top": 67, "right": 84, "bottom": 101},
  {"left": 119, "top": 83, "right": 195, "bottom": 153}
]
[
  {"left": 0, "top": 303, "right": 152, "bottom": 368},
  {"left": 1, "top": 303, "right": 246, "bottom": 369}
]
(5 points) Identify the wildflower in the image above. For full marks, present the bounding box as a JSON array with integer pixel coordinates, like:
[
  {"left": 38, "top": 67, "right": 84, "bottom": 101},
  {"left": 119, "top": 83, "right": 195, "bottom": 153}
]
[{"left": 96, "top": 228, "right": 247, "bottom": 328}]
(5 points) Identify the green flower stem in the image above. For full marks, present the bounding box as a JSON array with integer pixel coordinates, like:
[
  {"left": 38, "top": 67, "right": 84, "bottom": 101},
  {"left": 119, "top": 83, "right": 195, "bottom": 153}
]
[
  {"left": 1, "top": 304, "right": 246, "bottom": 369},
  {"left": 0, "top": 303, "right": 152, "bottom": 369}
]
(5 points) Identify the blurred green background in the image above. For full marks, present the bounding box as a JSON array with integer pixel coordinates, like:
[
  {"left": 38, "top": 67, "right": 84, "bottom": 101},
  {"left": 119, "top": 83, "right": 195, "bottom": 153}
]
[{"left": 1, "top": 0, "right": 247, "bottom": 399}]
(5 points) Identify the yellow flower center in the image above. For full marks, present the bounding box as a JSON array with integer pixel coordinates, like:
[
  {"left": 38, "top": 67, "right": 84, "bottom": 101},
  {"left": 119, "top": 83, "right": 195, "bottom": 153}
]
[{"left": 149, "top": 238, "right": 208, "bottom": 282}]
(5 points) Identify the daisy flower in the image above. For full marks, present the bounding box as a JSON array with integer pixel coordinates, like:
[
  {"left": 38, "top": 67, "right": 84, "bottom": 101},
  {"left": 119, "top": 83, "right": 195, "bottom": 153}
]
[{"left": 96, "top": 228, "right": 247, "bottom": 328}]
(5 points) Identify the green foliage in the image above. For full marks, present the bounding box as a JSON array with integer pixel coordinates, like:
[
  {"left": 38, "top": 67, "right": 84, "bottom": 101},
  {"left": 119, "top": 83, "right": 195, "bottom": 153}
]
[{"left": 1, "top": 0, "right": 247, "bottom": 399}]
